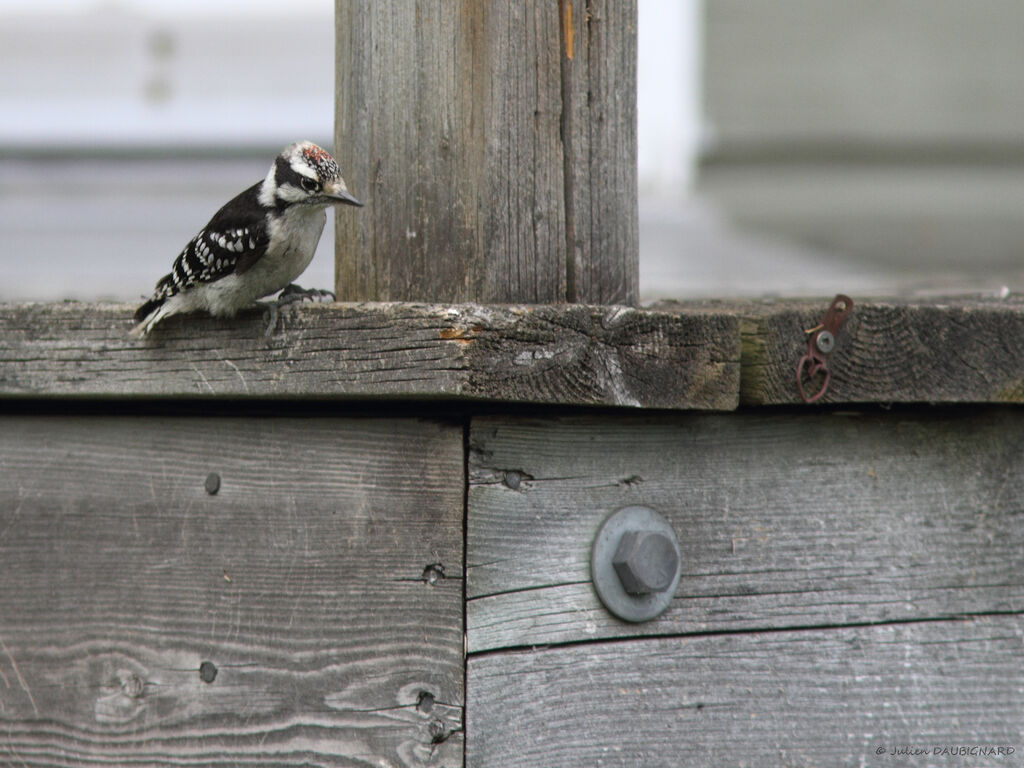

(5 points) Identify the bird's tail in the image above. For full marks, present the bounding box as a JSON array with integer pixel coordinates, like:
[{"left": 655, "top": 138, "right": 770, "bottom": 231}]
[{"left": 129, "top": 297, "right": 168, "bottom": 338}]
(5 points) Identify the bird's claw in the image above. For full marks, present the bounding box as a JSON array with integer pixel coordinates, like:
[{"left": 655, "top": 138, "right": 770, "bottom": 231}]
[
  {"left": 278, "top": 283, "right": 336, "bottom": 304},
  {"left": 263, "top": 284, "right": 335, "bottom": 339}
]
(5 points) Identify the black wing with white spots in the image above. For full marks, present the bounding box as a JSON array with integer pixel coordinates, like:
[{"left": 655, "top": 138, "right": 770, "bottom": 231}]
[{"left": 134, "top": 183, "right": 270, "bottom": 322}]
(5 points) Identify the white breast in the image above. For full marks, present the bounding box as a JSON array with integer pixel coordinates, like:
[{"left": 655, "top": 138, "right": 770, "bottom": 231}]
[
  {"left": 194, "top": 205, "right": 327, "bottom": 317},
  {"left": 261, "top": 205, "right": 328, "bottom": 290}
]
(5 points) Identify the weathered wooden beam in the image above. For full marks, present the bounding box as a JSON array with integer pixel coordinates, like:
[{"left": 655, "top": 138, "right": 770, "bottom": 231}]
[
  {"left": 738, "top": 297, "right": 1024, "bottom": 405},
  {"left": 654, "top": 296, "right": 1024, "bottom": 405},
  {"left": 334, "top": 1, "right": 638, "bottom": 304},
  {"left": 0, "top": 416, "right": 463, "bottom": 766},
  {"left": 468, "top": 618, "right": 1023, "bottom": 767},
  {"left": 0, "top": 302, "right": 737, "bottom": 409},
  {"left": 560, "top": 0, "right": 640, "bottom": 304},
  {"left": 467, "top": 411, "right": 1024, "bottom": 652},
  {"left": 7, "top": 298, "right": 1023, "bottom": 407}
]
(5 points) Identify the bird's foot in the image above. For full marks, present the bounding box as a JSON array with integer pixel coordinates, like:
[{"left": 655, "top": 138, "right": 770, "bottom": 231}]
[
  {"left": 263, "top": 284, "right": 335, "bottom": 338},
  {"left": 278, "top": 283, "right": 336, "bottom": 305}
]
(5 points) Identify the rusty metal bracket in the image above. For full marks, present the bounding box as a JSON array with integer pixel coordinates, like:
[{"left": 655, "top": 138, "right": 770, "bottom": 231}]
[{"left": 796, "top": 294, "right": 854, "bottom": 403}]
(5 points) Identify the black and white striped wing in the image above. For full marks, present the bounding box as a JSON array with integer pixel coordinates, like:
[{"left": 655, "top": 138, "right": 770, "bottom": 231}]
[
  {"left": 135, "top": 182, "right": 271, "bottom": 323},
  {"left": 135, "top": 223, "right": 269, "bottom": 322},
  {"left": 161, "top": 224, "right": 268, "bottom": 295}
]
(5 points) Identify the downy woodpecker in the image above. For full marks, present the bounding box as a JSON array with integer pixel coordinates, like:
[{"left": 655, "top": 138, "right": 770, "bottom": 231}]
[{"left": 131, "top": 141, "right": 361, "bottom": 337}]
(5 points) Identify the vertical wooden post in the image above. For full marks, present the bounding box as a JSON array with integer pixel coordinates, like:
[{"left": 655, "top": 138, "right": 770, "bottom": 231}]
[{"left": 335, "top": 1, "right": 638, "bottom": 305}]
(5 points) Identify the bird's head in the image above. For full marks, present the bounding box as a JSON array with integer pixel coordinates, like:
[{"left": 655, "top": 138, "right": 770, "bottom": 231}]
[{"left": 259, "top": 141, "right": 363, "bottom": 209}]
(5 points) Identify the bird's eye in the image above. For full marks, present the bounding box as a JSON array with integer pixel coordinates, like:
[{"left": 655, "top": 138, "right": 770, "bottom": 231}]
[{"left": 300, "top": 177, "right": 320, "bottom": 192}]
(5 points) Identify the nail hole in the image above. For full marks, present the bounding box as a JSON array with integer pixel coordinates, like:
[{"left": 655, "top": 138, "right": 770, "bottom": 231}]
[
  {"left": 416, "top": 690, "right": 435, "bottom": 713},
  {"left": 502, "top": 470, "right": 533, "bottom": 490},
  {"left": 421, "top": 563, "right": 445, "bottom": 585},
  {"left": 204, "top": 472, "right": 221, "bottom": 495},
  {"left": 198, "top": 661, "right": 218, "bottom": 683}
]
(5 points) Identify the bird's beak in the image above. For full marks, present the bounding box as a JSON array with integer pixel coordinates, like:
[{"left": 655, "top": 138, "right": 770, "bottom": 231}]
[{"left": 322, "top": 180, "right": 363, "bottom": 207}]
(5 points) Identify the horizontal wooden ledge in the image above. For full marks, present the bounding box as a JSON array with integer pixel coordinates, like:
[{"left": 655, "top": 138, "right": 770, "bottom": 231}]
[
  {"left": 5, "top": 296, "right": 1024, "bottom": 407},
  {"left": 0, "top": 301, "right": 739, "bottom": 409},
  {"left": 658, "top": 296, "right": 1024, "bottom": 406}
]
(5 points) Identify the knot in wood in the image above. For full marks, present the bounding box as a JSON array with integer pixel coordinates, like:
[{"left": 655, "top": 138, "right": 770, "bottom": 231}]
[{"left": 120, "top": 672, "right": 145, "bottom": 699}]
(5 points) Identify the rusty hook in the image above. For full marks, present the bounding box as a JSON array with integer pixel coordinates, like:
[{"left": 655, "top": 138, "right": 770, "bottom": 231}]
[{"left": 796, "top": 294, "right": 853, "bottom": 403}]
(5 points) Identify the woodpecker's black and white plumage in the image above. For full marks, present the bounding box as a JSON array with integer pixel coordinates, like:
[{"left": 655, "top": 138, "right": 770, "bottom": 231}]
[{"left": 131, "top": 141, "right": 362, "bottom": 337}]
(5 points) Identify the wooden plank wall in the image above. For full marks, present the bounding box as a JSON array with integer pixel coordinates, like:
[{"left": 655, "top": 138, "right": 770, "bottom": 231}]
[
  {"left": 5, "top": 300, "right": 1024, "bottom": 765},
  {"left": 465, "top": 411, "right": 1024, "bottom": 766},
  {"left": 469, "top": 619, "right": 1023, "bottom": 766},
  {"left": 0, "top": 416, "right": 464, "bottom": 766},
  {"left": 699, "top": 0, "right": 1024, "bottom": 274}
]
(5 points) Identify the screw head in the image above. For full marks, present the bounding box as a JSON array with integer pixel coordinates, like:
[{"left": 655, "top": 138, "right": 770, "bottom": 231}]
[
  {"left": 612, "top": 531, "right": 679, "bottom": 594},
  {"left": 815, "top": 330, "right": 835, "bottom": 354},
  {"left": 204, "top": 472, "right": 221, "bottom": 495}
]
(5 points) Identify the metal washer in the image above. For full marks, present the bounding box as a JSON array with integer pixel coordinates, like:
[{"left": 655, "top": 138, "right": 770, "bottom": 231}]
[{"left": 591, "top": 505, "right": 681, "bottom": 623}]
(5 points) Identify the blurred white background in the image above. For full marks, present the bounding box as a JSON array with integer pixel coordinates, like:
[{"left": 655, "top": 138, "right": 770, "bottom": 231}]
[{"left": 1, "top": 1, "right": 1020, "bottom": 304}]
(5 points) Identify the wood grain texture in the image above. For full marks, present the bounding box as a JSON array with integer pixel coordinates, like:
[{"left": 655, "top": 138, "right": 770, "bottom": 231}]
[
  {"left": 0, "top": 416, "right": 463, "bottom": 766},
  {"left": 560, "top": 0, "right": 639, "bottom": 304},
  {"left": 723, "top": 297, "right": 1024, "bottom": 405},
  {"left": 334, "top": 1, "right": 637, "bottom": 304},
  {"left": 467, "top": 618, "right": 1024, "bottom": 768},
  {"left": 467, "top": 411, "right": 1024, "bottom": 652},
  {"left": 0, "top": 302, "right": 738, "bottom": 409}
]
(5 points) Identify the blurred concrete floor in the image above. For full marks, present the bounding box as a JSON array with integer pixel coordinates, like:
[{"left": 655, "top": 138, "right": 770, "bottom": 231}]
[{"left": 638, "top": 195, "right": 1024, "bottom": 302}]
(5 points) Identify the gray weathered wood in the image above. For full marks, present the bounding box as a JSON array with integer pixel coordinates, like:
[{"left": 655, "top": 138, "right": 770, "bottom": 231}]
[
  {"left": 8, "top": 297, "right": 1024, "bottom": 407},
  {"left": 467, "top": 618, "right": 1024, "bottom": 767},
  {"left": 334, "top": 1, "right": 637, "bottom": 304},
  {"left": 467, "top": 411, "right": 1024, "bottom": 652},
  {"left": 0, "top": 416, "right": 463, "bottom": 766},
  {"left": 0, "top": 301, "right": 737, "bottom": 409},
  {"left": 726, "top": 297, "right": 1024, "bottom": 405},
  {"left": 560, "top": 0, "right": 639, "bottom": 304}
]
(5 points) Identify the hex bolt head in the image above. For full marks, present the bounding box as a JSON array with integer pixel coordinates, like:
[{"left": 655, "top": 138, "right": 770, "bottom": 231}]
[
  {"left": 591, "top": 506, "right": 682, "bottom": 623},
  {"left": 612, "top": 531, "right": 680, "bottom": 594},
  {"left": 815, "top": 330, "right": 835, "bottom": 354}
]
